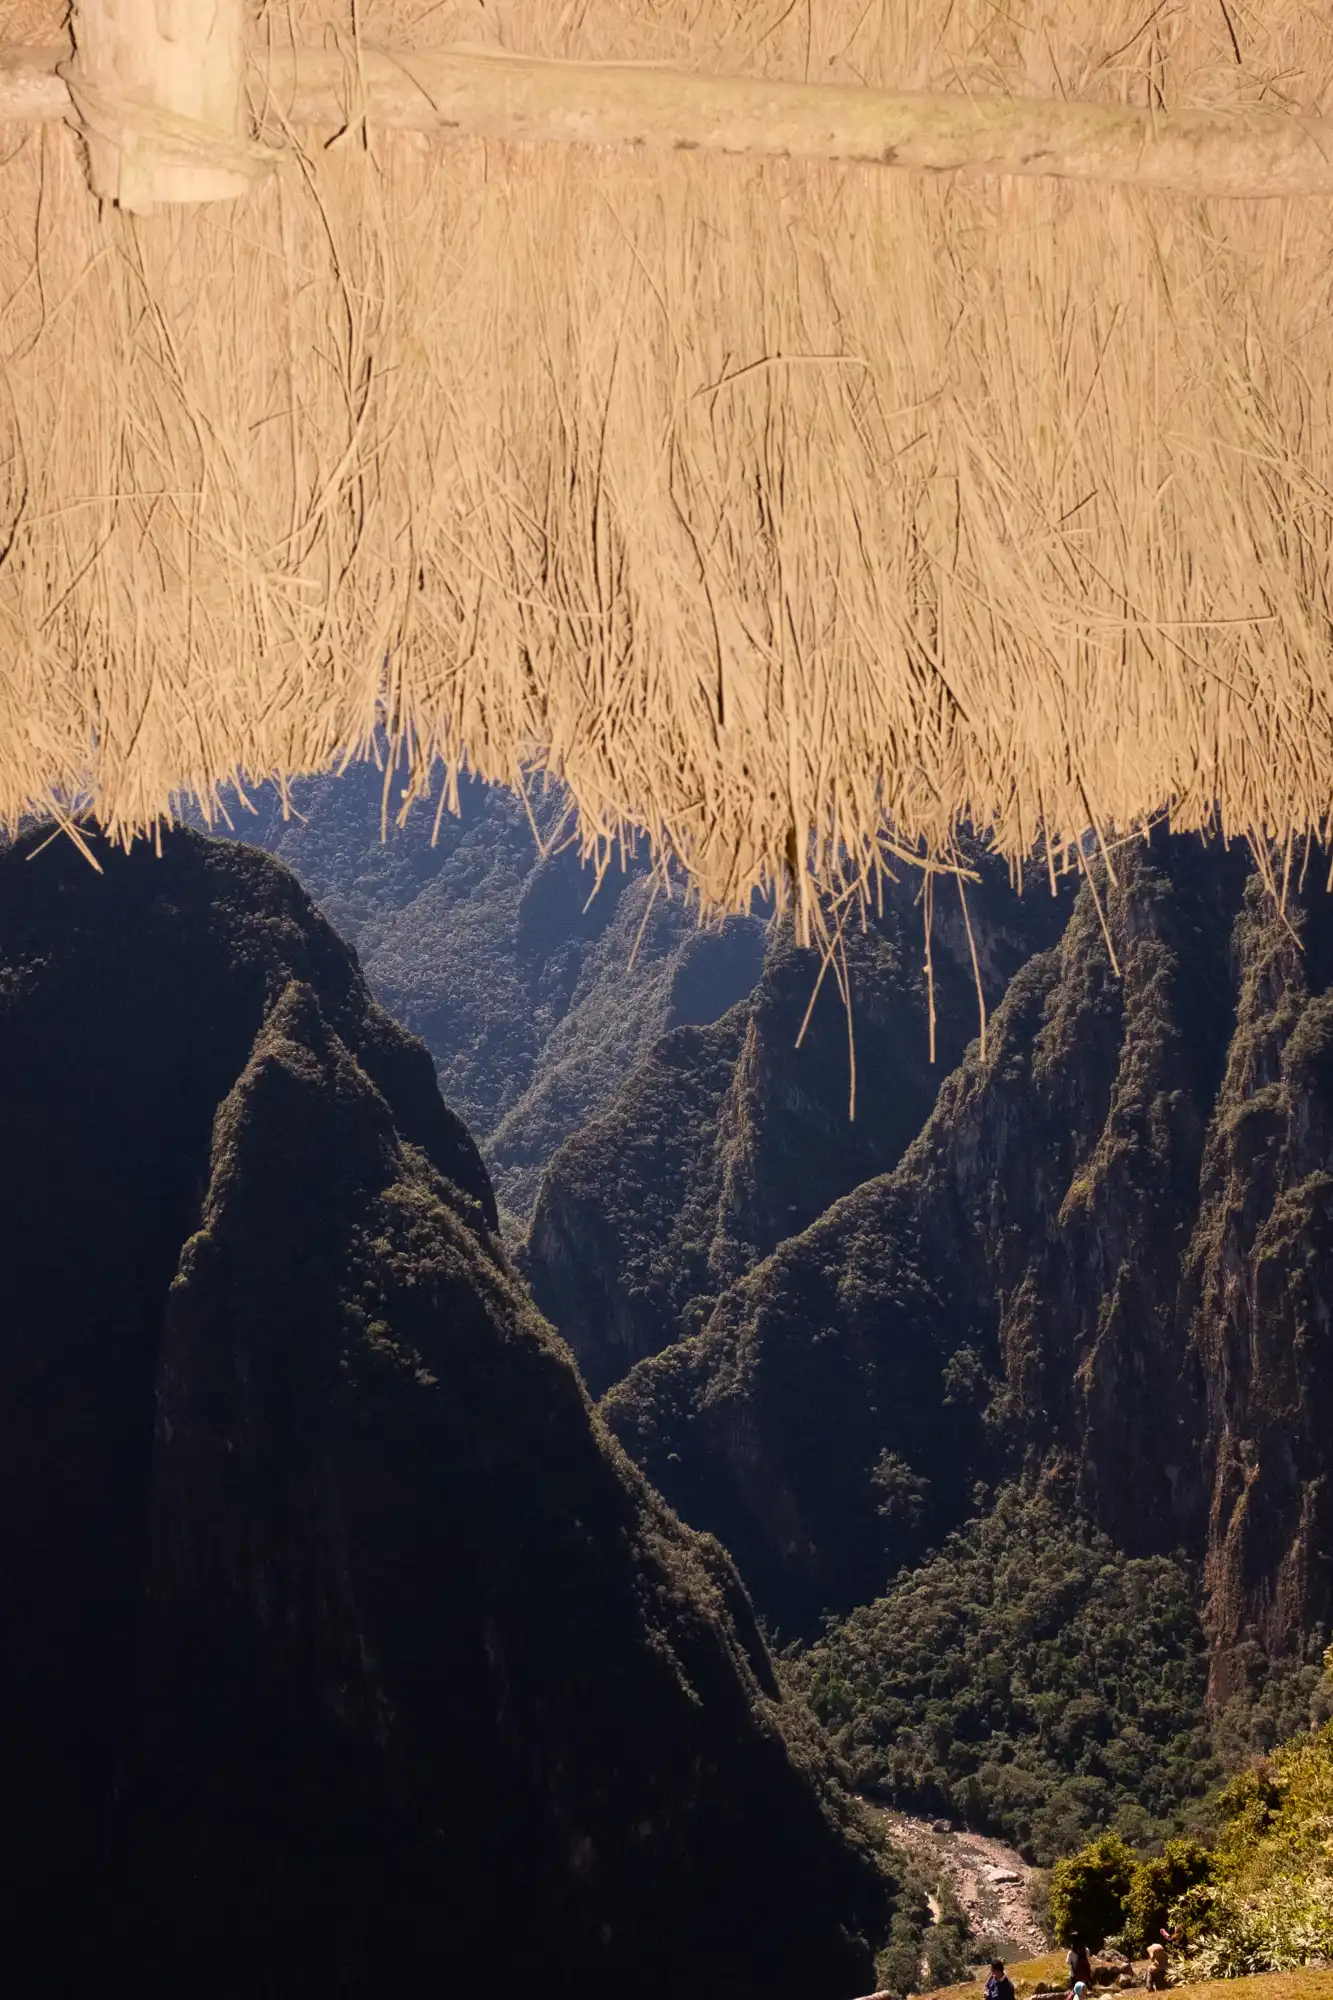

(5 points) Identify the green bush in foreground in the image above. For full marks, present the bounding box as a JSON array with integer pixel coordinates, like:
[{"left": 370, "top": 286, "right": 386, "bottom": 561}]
[
  {"left": 1123, "top": 1839, "right": 1214, "bottom": 1954},
  {"left": 1049, "top": 1713, "right": 1333, "bottom": 1978},
  {"left": 1049, "top": 1833, "right": 1137, "bottom": 1950},
  {"left": 1174, "top": 1878, "right": 1333, "bottom": 1980},
  {"left": 1172, "top": 1719, "right": 1333, "bottom": 1978},
  {"left": 1047, "top": 1830, "right": 1213, "bottom": 1955}
]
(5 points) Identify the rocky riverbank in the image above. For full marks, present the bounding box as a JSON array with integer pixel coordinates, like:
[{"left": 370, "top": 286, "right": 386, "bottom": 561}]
[{"left": 875, "top": 1807, "right": 1048, "bottom": 1960}]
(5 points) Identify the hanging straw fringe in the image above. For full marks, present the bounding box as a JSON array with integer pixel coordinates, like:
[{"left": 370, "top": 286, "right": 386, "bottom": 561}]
[{"left": 2, "top": 0, "right": 1333, "bottom": 928}]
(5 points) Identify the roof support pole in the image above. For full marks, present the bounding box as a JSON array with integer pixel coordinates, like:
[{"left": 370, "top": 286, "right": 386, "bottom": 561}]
[{"left": 58, "top": 0, "right": 253, "bottom": 212}]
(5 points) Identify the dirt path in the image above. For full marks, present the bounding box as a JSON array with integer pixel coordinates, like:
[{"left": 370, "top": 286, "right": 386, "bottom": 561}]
[{"left": 873, "top": 1805, "right": 1049, "bottom": 1960}]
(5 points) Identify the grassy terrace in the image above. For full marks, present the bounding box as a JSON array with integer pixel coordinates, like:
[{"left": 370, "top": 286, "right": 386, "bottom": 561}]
[{"left": 928, "top": 1962, "right": 1333, "bottom": 2000}]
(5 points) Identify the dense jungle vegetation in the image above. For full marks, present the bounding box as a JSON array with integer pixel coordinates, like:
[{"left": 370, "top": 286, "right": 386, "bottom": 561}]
[{"left": 786, "top": 1488, "right": 1221, "bottom": 1866}]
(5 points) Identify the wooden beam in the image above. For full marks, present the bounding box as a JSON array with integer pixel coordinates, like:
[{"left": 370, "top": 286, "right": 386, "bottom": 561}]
[
  {"left": 5, "top": 39, "right": 1333, "bottom": 202},
  {"left": 0, "top": 46, "right": 69, "bottom": 121}
]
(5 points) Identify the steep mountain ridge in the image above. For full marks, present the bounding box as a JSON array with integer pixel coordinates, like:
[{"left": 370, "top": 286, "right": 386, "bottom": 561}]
[
  {"left": 483, "top": 866, "right": 766, "bottom": 1218},
  {"left": 528, "top": 860, "right": 1073, "bottom": 1394},
  {"left": 0, "top": 824, "right": 887, "bottom": 1998},
  {"left": 603, "top": 837, "right": 1333, "bottom": 1700},
  {"left": 228, "top": 762, "right": 765, "bottom": 1224},
  {"left": 1184, "top": 877, "right": 1333, "bottom": 1698}
]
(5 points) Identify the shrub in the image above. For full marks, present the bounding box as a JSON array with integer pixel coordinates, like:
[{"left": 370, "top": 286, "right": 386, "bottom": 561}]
[
  {"left": 1049, "top": 1833, "right": 1137, "bottom": 1950},
  {"left": 1028, "top": 1870, "right": 1053, "bottom": 1944},
  {"left": 925, "top": 1922, "right": 973, "bottom": 1988},
  {"left": 877, "top": 1903, "right": 930, "bottom": 1996},
  {"left": 1174, "top": 1720, "right": 1333, "bottom": 1977},
  {"left": 926, "top": 1882, "right": 975, "bottom": 1989},
  {"left": 1124, "top": 1839, "right": 1214, "bottom": 1953},
  {"left": 1174, "top": 1879, "right": 1333, "bottom": 1979},
  {"left": 874, "top": 1867, "right": 977, "bottom": 1992}
]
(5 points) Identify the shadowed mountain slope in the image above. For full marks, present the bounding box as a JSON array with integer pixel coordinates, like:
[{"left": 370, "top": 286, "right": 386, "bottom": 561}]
[
  {"left": 0, "top": 824, "right": 887, "bottom": 1999},
  {"left": 527, "top": 860, "right": 1073, "bottom": 1395},
  {"left": 228, "top": 763, "right": 765, "bottom": 1224},
  {"left": 603, "top": 837, "right": 1333, "bottom": 1698}
]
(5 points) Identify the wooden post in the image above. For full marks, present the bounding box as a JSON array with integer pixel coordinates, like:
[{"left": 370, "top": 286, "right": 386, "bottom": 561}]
[{"left": 59, "top": 0, "right": 254, "bottom": 213}]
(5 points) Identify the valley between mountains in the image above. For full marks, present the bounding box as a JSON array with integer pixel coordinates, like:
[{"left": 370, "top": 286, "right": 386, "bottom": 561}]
[{"left": 3, "top": 766, "right": 1330, "bottom": 1995}]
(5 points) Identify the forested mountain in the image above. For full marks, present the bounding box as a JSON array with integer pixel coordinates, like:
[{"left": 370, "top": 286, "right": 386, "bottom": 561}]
[
  {"left": 227, "top": 760, "right": 765, "bottom": 1226},
  {"left": 0, "top": 824, "right": 890, "bottom": 1998},
  {"left": 601, "top": 836, "right": 1333, "bottom": 1711},
  {"left": 99, "top": 772, "right": 1333, "bottom": 1893}
]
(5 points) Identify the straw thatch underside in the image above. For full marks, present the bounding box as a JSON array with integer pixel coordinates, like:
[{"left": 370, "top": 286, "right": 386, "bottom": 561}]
[{"left": 3, "top": 0, "right": 1333, "bottom": 922}]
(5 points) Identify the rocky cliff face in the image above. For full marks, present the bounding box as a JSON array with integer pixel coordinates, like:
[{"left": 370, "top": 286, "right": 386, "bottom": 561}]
[
  {"left": 233, "top": 761, "right": 765, "bottom": 1225},
  {"left": 0, "top": 825, "right": 887, "bottom": 1997},
  {"left": 528, "top": 859, "right": 1072, "bottom": 1395},
  {"left": 603, "top": 836, "right": 1333, "bottom": 1692},
  {"left": 1183, "top": 875, "right": 1333, "bottom": 1702}
]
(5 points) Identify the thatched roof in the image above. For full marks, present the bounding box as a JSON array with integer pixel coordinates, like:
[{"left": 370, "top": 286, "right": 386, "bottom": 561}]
[{"left": 3, "top": 0, "right": 1333, "bottom": 921}]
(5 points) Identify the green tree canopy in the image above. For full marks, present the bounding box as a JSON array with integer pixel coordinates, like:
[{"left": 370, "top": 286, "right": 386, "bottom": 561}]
[
  {"left": 784, "top": 1487, "right": 1217, "bottom": 1863},
  {"left": 1049, "top": 1833, "right": 1137, "bottom": 1950}
]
